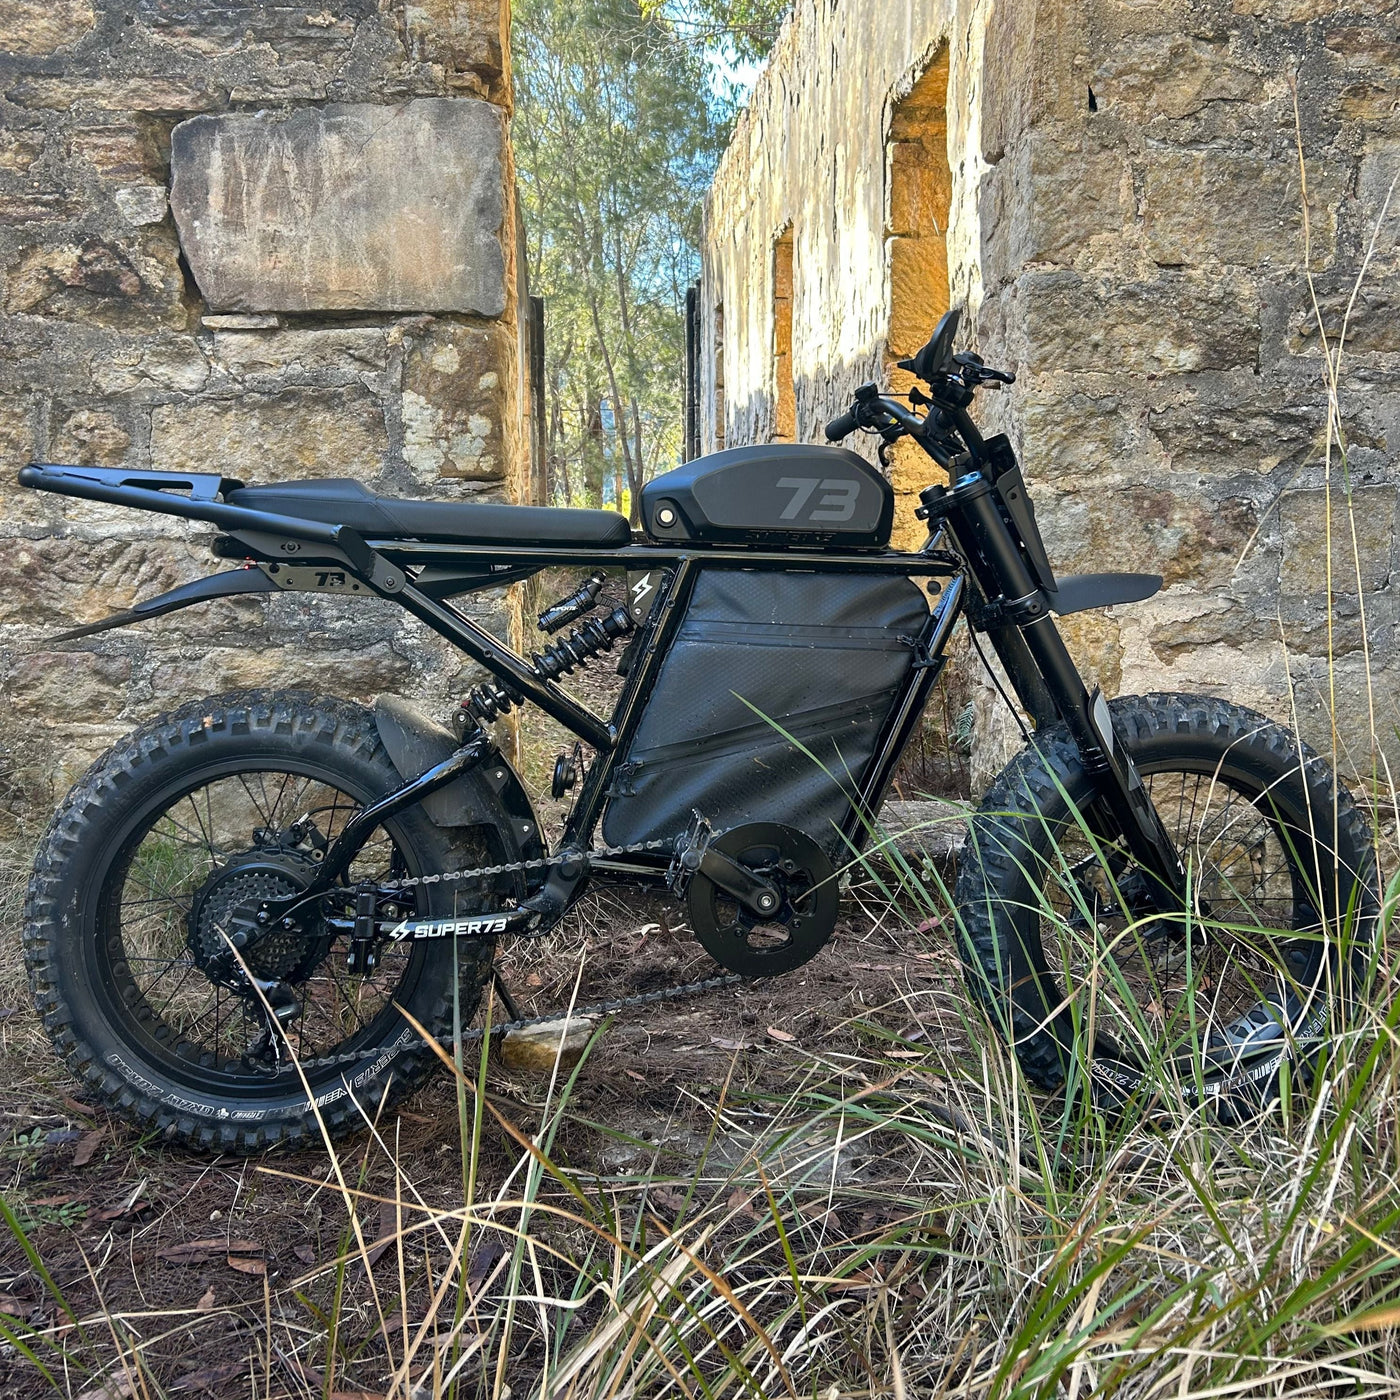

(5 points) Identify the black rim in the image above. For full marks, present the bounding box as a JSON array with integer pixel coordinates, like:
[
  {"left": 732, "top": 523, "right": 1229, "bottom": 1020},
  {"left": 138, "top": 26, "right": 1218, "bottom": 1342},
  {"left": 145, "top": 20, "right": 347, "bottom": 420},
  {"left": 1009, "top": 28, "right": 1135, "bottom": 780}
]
[{"left": 87, "top": 761, "right": 436, "bottom": 1094}]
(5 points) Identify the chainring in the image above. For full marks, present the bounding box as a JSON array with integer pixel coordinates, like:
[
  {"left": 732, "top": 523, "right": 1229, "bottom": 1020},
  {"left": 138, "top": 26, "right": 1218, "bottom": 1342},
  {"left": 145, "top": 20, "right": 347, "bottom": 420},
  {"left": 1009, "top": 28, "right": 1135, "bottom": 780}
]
[{"left": 686, "top": 822, "right": 839, "bottom": 976}]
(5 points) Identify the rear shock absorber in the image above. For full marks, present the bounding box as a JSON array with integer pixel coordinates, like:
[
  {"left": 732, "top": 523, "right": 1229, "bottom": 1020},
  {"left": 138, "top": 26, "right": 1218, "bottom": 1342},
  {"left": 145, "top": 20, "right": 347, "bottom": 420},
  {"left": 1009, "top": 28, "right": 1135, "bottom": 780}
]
[
  {"left": 453, "top": 583, "right": 634, "bottom": 734},
  {"left": 531, "top": 607, "right": 633, "bottom": 681}
]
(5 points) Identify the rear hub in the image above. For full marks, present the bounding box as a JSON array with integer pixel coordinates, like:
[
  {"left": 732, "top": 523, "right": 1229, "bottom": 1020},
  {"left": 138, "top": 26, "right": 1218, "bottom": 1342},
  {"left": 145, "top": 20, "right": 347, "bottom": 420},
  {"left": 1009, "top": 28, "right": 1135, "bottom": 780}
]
[{"left": 188, "top": 853, "right": 327, "bottom": 991}]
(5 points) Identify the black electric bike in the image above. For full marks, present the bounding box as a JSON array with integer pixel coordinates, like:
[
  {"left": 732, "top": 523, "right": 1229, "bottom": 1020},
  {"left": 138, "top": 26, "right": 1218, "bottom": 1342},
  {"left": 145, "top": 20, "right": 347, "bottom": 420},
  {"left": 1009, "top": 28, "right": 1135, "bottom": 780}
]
[{"left": 19, "top": 309, "right": 1377, "bottom": 1151}]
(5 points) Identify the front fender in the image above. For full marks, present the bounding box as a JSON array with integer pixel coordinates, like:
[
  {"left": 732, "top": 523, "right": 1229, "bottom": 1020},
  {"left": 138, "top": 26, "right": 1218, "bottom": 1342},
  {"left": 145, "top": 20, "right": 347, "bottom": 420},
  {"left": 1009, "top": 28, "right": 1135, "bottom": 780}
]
[{"left": 373, "top": 695, "right": 545, "bottom": 863}]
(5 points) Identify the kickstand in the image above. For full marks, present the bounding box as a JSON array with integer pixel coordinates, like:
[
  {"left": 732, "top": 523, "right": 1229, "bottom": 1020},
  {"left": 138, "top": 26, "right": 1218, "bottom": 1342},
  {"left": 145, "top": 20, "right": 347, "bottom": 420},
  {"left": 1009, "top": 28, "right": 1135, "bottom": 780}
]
[{"left": 491, "top": 966, "right": 524, "bottom": 1023}]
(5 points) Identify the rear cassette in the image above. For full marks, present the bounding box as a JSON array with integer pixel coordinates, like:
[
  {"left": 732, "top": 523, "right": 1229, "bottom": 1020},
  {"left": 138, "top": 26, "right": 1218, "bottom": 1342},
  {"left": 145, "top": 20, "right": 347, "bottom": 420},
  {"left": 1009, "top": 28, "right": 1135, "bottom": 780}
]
[{"left": 686, "top": 823, "right": 839, "bottom": 976}]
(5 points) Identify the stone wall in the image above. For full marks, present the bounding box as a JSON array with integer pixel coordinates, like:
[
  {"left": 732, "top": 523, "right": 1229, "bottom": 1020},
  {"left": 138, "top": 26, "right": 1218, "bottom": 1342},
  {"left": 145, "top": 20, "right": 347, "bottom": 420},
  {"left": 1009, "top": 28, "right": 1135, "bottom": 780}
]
[
  {"left": 0, "top": 0, "right": 535, "bottom": 832},
  {"left": 701, "top": 0, "right": 1400, "bottom": 790}
]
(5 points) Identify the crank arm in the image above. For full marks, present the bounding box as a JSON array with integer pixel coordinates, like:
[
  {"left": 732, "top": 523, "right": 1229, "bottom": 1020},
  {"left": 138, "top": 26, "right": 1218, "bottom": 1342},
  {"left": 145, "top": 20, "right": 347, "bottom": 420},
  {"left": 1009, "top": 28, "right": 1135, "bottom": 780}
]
[{"left": 695, "top": 848, "right": 783, "bottom": 919}]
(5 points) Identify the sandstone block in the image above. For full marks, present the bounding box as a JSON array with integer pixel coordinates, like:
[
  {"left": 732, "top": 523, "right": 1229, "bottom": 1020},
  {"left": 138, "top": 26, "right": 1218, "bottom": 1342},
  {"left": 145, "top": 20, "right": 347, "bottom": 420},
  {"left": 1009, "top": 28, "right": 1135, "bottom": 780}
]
[
  {"left": 169, "top": 99, "right": 508, "bottom": 315},
  {"left": 66, "top": 124, "right": 162, "bottom": 180},
  {"left": 52, "top": 408, "right": 133, "bottom": 466},
  {"left": 0, "top": 0, "right": 94, "bottom": 55},
  {"left": 888, "top": 141, "right": 952, "bottom": 239},
  {"left": 91, "top": 338, "right": 211, "bottom": 395},
  {"left": 0, "top": 537, "right": 208, "bottom": 627},
  {"left": 148, "top": 643, "right": 412, "bottom": 702},
  {"left": 1279, "top": 486, "right": 1396, "bottom": 595},
  {"left": 401, "top": 320, "right": 508, "bottom": 482},
  {"left": 1022, "top": 269, "right": 1259, "bottom": 374},
  {"left": 887, "top": 238, "right": 949, "bottom": 358},
  {"left": 499, "top": 1018, "right": 596, "bottom": 1073},
  {"left": 1143, "top": 150, "right": 1337, "bottom": 268},
  {"left": 1039, "top": 485, "right": 1255, "bottom": 587},
  {"left": 150, "top": 388, "right": 388, "bottom": 481},
  {"left": 5, "top": 651, "right": 134, "bottom": 717},
  {"left": 1091, "top": 37, "right": 1262, "bottom": 122},
  {"left": 0, "top": 129, "right": 45, "bottom": 173},
  {"left": 114, "top": 185, "right": 170, "bottom": 227},
  {"left": 210, "top": 326, "right": 391, "bottom": 380},
  {"left": 8, "top": 77, "right": 218, "bottom": 112},
  {"left": 3, "top": 234, "right": 186, "bottom": 328}
]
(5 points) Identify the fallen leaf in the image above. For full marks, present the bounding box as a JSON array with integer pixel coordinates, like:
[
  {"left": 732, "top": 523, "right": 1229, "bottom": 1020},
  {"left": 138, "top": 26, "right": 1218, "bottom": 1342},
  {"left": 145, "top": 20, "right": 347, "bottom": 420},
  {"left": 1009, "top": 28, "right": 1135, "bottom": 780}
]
[
  {"left": 171, "top": 1363, "right": 245, "bottom": 1393},
  {"left": 364, "top": 1200, "right": 396, "bottom": 1268},
  {"left": 293, "top": 1243, "right": 315, "bottom": 1266},
  {"left": 727, "top": 1189, "right": 758, "bottom": 1219},
  {"left": 467, "top": 1235, "right": 505, "bottom": 1291},
  {"left": 884, "top": 1049, "right": 924, "bottom": 1060},
  {"left": 709, "top": 1036, "right": 756, "bottom": 1051},
  {"left": 159, "top": 1239, "right": 262, "bottom": 1267},
  {"left": 623, "top": 1069, "right": 645, "bottom": 1083},
  {"left": 766, "top": 1026, "right": 796, "bottom": 1042},
  {"left": 650, "top": 1187, "right": 686, "bottom": 1214},
  {"left": 195, "top": 1285, "right": 216, "bottom": 1312},
  {"left": 31, "top": 1194, "right": 76, "bottom": 1208},
  {"left": 0, "top": 1293, "right": 24, "bottom": 1315},
  {"left": 72, "top": 1128, "right": 105, "bottom": 1168},
  {"left": 227, "top": 1255, "right": 266, "bottom": 1276},
  {"left": 61, "top": 1097, "right": 96, "bottom": 1118}
]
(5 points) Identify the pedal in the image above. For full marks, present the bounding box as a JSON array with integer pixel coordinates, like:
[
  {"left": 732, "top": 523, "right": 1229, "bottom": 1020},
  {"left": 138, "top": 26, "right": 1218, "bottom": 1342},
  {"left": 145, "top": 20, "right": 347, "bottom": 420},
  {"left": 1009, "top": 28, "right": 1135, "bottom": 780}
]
[{"left": 666, "top": 811, "right": 713, "bottom": 897}]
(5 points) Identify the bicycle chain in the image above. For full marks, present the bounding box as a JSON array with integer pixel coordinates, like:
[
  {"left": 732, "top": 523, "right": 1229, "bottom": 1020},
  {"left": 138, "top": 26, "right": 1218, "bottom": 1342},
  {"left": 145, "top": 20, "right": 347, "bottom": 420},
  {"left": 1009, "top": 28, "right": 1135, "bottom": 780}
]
[{"left": 362, "top": 837, "right": 677, "bottom": 897}]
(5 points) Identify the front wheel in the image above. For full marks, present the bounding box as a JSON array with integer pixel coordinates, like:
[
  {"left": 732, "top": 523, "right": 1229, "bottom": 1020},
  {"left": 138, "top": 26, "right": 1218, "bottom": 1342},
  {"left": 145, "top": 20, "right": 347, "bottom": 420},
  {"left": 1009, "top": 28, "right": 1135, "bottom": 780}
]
[
  {"left": 953, "top": 693, "right": 1378, "bottom": 1116},
  {"left": 24, "top": 691, "right": 510, "bottom": 1153}
]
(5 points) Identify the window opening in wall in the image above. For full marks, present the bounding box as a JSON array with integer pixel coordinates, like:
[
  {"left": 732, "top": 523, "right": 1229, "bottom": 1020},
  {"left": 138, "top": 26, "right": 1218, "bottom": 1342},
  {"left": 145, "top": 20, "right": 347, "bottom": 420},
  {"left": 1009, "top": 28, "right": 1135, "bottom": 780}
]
[
  {"left": 885, "top": 43, "right": 952, "bottom": 551},
  {"left": 772, "top": 225, "right": 795, "bottom": 443},
  {"left": 885, "top": 42, "right": 970, "bottom": 804},
  {"left": 714, "top": 300, "right": 726, "bottom": 452}
]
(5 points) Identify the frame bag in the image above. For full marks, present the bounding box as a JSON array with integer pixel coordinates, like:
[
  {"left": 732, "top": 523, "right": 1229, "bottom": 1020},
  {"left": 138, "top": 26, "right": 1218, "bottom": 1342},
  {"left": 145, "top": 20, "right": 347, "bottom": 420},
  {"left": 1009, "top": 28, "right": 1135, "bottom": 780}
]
[{"left": 602, "top": 571, "right": 929, "bottom": 857}]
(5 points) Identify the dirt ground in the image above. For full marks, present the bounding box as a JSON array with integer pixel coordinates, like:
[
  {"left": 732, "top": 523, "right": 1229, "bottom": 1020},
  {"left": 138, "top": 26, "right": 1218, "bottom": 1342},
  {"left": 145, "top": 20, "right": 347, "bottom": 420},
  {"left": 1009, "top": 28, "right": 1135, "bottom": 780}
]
[{"left": 0, "top": 844, "right": 967, "bottom": 1399}]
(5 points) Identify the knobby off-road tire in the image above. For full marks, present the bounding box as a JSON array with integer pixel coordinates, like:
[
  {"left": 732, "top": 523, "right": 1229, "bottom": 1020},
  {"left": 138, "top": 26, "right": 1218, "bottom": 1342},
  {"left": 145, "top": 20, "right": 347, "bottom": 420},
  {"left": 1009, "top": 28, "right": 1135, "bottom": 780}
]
[
  {"left": 953, "top": 693, "right": 1378, "bottom": 1114},
  {"left": 24, "top": 691, "right": 503, "bottom": 1154}
]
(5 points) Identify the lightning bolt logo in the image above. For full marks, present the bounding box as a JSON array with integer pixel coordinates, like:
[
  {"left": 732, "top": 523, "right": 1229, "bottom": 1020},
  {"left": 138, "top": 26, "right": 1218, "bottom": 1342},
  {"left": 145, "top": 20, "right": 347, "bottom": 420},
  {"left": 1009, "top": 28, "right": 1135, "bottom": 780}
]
[{"left": 631, "top": 574, "right": 653, "bottom": 602}]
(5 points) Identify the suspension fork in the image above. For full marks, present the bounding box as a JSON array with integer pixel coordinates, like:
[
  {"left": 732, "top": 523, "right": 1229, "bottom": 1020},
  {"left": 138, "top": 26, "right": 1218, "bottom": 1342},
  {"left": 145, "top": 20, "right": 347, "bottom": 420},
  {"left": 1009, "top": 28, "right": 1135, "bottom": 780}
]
[{"left": 941, "top": 474, "right": 1188, "bottom": 906}]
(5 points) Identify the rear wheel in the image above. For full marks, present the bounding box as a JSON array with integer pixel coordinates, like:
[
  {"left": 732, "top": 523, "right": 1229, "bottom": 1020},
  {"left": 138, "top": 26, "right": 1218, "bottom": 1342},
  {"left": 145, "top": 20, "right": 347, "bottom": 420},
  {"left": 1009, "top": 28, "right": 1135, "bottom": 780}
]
[
  {"left": 953, "top": 694, "right": 1378, "bottom": 1117},
  {"left": 24, "top": 691, "right": 510, "bottom": 1153}
]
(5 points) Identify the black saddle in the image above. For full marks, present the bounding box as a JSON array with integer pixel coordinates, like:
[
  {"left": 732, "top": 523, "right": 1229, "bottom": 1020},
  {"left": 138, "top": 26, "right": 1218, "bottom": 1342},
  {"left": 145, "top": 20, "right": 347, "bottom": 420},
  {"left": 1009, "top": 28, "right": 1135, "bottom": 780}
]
[{"left": 224, "top": 478, "right": 632, "bottom": 548}]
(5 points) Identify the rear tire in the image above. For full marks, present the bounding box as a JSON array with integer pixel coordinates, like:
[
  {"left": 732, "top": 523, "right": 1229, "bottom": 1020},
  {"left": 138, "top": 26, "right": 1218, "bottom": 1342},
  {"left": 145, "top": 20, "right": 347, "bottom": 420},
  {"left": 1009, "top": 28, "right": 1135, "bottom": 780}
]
[
  {"left": 23, "top": 690, "right": 507, "bottom": 1154},
  {"left": 953, "top": 693, "right": 1378, "bottom": 1116}
]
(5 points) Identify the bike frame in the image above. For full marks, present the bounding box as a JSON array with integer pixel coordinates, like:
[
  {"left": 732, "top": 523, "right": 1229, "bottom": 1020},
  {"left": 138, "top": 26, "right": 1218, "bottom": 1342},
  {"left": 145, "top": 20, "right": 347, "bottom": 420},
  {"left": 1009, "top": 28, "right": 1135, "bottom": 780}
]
[{"left": 19, "top": 427, "right": 1184, "bottom": 914}]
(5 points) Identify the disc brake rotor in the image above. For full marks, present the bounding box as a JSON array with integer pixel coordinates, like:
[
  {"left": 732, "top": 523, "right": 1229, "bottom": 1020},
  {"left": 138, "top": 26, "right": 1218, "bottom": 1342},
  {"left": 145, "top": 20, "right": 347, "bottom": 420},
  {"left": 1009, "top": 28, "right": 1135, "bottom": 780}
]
[{"left": 686, "top": 822, "right": 839, "bottom": 976}]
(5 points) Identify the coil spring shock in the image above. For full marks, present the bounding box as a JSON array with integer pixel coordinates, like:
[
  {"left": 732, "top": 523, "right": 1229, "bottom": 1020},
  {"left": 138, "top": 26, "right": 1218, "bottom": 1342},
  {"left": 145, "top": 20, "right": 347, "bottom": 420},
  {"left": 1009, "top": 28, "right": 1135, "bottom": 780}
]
[
  {"left": 531, "top": 607, "right": 633, "bottom": 681},
  {"left": 455, "top": 606, "right": 634, "bottom": 731},
  {"left": 460, "top": 679, "right": 523, "bottom": 726}
]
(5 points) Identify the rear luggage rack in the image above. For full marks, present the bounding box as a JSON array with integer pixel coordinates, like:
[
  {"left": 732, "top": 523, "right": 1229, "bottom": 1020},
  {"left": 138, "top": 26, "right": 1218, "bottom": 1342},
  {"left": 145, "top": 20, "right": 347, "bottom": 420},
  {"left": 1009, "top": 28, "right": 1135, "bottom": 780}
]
[{"left": 18, "top": 463, "right": 386, "bottom": 578}]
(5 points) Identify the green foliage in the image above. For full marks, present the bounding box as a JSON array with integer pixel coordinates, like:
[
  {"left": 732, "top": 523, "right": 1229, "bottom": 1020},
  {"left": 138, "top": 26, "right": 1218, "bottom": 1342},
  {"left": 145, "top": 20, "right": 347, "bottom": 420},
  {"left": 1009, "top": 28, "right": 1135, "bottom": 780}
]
[
  {"left": 647, "top": 0, "right": 792, "bottom": 63},
  {"left": 515, "top": 0, "right": 727, "bottom": 517}
]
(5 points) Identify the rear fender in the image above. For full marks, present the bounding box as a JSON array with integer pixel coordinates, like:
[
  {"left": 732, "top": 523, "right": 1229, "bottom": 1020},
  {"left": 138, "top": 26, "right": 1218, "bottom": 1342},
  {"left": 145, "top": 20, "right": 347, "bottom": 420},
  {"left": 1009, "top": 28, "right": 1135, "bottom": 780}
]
[{"left": 373, "top": 696, "right": 544, "bottom": 862}]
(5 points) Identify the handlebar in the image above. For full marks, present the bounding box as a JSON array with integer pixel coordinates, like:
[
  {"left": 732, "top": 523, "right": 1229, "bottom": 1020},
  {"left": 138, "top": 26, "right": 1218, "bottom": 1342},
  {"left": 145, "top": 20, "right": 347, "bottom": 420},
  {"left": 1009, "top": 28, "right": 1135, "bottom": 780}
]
[{"left": 824, "top": 410, "right": 859, "bottom": 442}]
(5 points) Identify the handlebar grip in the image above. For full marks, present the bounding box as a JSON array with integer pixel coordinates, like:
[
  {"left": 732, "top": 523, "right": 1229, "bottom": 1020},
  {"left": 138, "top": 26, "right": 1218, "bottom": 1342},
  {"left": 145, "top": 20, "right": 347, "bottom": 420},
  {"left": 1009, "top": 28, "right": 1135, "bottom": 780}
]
[{"left": 825, "top": 410, "right": 859, "bottom": 442}]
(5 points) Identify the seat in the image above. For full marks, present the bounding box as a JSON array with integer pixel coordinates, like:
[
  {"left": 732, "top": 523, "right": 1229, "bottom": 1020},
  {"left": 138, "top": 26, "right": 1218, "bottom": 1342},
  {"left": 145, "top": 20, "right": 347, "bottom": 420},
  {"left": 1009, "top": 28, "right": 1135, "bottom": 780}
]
[{"left": 223, "top": 478, "right": 632, "bottom": 548}]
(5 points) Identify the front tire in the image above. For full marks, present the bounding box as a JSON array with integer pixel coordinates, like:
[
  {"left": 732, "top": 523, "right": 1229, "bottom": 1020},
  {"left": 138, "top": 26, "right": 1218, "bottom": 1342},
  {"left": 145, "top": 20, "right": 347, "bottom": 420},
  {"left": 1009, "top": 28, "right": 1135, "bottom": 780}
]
[
  {"left": 24, "top": 690, "right": 506, "bottom": 1154},
  {"left": 953, "top": 693, "right": 1378, "bottom": 1116}
]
